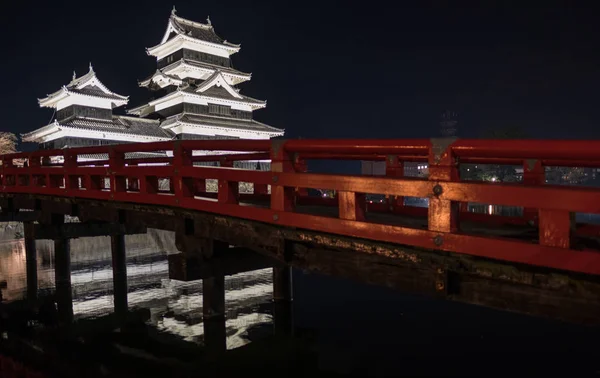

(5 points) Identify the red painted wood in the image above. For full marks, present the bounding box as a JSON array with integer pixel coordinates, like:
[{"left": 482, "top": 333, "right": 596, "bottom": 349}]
[
  {"left": 270, "top": 141, "right": 295, "bottom": 212},
  {"left": 539, "top": 209, "right": 573, "bottom": 248},
  {"left": 3, "top": 138, "right": 600, "bottom": 276},
  {"left": 173, "top": 142, "right": 193, "bottom": 198},
  {"left": 428, "top": 140, "right": 459, "bottom": 233},
  {"left": 385, "top": 155, "right": 405, "bottom": 212},
  {"left": 194, "top": 178, "right": 207, "bottom": 194},
  {"left": 522, "top": 159, "right": 544, "bottom": 224},
  {"left": 293, "top": 157, "right": 309, "bottom": 197},
  {"left": 441, "top": 182, "right": 600, "bottom": 214},
  {"left": 217, "top": 160, "right": 239, "bottom": 204},
  {"left": 338, "top": 191, "right": 366, "bottom": 221}
]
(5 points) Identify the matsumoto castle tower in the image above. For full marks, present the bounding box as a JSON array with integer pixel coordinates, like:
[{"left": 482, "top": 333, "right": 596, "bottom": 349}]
[{"left": 22, "top": 8, "right": 284, "bottom": 164}]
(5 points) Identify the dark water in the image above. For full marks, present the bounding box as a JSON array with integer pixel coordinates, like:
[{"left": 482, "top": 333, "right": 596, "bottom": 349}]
[{"left": 1, "top": 228, "right": 600, "bottom": 376}]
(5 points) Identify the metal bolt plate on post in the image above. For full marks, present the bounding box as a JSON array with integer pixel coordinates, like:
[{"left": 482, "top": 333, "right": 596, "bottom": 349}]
[
  {"left": 430, "top": 137, "right": 457, "bottom": 164},
  {"left": 435, "top": 281, "right": 445, "bottom": 291},
  {"left": 433, "top": 235, "right": 444, "bottom": 246},
  {"left": 271, "top": 139, "right": 286, "bottom": 158},
  {"left": 525, "top": 159, "right": 538, "bottom": 172}
]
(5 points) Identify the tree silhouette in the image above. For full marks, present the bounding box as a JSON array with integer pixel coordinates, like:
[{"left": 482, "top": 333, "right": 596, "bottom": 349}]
[{"left": 0, "top": 132, "right": 17, "bottom": 155}]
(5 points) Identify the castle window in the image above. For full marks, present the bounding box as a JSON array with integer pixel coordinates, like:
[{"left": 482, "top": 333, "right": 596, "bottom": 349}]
[
  {"left": 218, "top": 105, "right": 231, "bottom": 116},
  {"left": 208, "top": 104, "right": 230, "bottom": 116}
]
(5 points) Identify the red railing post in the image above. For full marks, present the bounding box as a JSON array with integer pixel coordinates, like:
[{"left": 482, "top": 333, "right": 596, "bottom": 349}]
[
  {"left": 195, "top": 177, "right": 207, "bottom": 195},
  {"left": 143, "top": 175, "right": 159, "bottom": 195},
  {"left": 64, "top": 150, "right": 80, "bottom": 190},
  {"left": 173, "top": 141, "right": 194, "bottom": 199},
  {"left": 386, "top": 155, "right": 404, "bottom": 212},
  {"left": 48, "top": 159, "right": 63, "bottom": 188},
  {"left": 523, "top": 159, "right": 544, "bottom": 225},
  {"left": 131, "top": 157, "right": 157, "bottom": 196},
  {"left": 17, "top": 155, "right": 31, "bottom": 187},
  {"left": 293, "top": 155, "right": 309, "bottom": 197},
  {"left": 1, "top": 156, "right": 14, "bottom": 187},
  {"left": 528, "top": 157, "right": 573, "bottom": 249},
  {"left": 218, "top": 157, "right": 239, "bottom": 204},
  {"left": 192, "top": 157, "right": 206, "bottom": 195},
  {"left": 89, "top": 162, "right": 105, "bottom": 192},
  {"left": 29, "top": 153, "right": 44, "bottom": 188},
  {"left": 338, "top": 191, "right": 366, "bottom": 221},
  {"left": 126, "top": 162, "right": 139, "bottom": 192},
  {"left": 539, "top": 209, "right": 574, "bottom": 248},
  {"left": 109, "top": 147, "right": 126, "bottom": 194},
  {"left": 169, "top": 177, "right": 175, "bottom": 194},
  {"left": 428, "top": 138, "right": 459, "bottom": 234},
  {"left": 270, "top": 140, "right": 295, "bottom": 212},
  {"left": 254, "top": 161, "right": 268, "bottom": 195}
]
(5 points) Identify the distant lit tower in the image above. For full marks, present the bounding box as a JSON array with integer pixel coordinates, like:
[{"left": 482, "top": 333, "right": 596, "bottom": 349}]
[{"left": 440, "top": 110, "right": 458, "bottom": 137}]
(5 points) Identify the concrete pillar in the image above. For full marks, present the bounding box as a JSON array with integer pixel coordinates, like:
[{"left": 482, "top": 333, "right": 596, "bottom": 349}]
[
  {"left": 23, "top": 222, "right": 37, "bottom": 301},
  {"left": 203, "top": 275, "right": 226, "bottom": 353},
  {"left": 111, "top": 233, "right": 128, "bottom": 320},
  {"left": 54, "top": 237, "right": 73, "bottom": 324},
  {"left": 273, "top": 266, "right": 293, "bottom": 337}
]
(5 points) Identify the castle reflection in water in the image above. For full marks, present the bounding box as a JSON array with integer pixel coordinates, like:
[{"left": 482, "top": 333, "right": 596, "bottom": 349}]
[{"left": 0, "top": 225, "right": 274, "bottom": 350}]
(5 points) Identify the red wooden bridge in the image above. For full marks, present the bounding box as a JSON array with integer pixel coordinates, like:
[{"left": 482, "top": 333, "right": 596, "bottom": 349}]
[{"left": 1, "top": 138, "right": 600, "bottom": 324}]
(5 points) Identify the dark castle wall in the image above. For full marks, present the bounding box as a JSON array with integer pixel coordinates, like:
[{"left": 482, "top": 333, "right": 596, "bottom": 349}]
[
  {"left": 156, "top": 103, "right": 252, "bottom": 120},
  {"left": 40, "top": 137, "right": 126, "bottom": 150},
  {"left": 157, "top": 49, "right": 230, "bottom": 69},
  {"left": 57, "top": 106, "right": 112, "bottom": 122}
]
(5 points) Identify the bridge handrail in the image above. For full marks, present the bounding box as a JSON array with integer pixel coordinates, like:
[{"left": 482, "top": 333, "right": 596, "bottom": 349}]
[{"left": 2, "top": 138, "right": 600, "bottom": 276}]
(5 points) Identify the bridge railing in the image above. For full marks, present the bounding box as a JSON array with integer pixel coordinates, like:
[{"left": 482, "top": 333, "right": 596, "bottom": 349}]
[{"left": 2, "top": 138, "right": 600, "bottom": 275}]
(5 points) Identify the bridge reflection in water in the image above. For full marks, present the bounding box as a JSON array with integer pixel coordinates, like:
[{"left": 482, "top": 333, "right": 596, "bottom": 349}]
[
  {"left": 1, "top": 227, "right": 600, "bottom": 376},
  {"left": 0, "top": 230, "right": 278, "bottom": 351}
]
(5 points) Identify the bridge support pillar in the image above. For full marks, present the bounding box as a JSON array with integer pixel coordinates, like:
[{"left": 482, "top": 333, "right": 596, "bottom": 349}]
[
  {"left": 273, "top": 265, "right": 293, "bottom": 337},
  {"left": 203, "top": 275, "right": 226, "bottom": 353},
  {"left": 111, "top": 233, "right": 128, "bottom": 321},
  {"left": 23, "top": 222, "right": 37, "bottom": 301},
  {"left": 54, "top": 235, "right": 73, "bottom": 325}
]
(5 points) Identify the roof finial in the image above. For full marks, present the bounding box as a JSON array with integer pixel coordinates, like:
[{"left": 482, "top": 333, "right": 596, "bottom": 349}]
[
  {"left": 89, "top": 62, "right": 94, "bottom": 72},
  {"left": 206, "top": 15, "right": 211, "bottom": 26},
  {"left": 72, "top": 71, "right": 76, "bottom": 80},
  {"left": 172, "top": 5, "right": 177, "bottom": 15}
]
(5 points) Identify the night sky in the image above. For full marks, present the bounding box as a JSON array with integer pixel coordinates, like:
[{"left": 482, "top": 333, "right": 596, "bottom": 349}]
[{"left": 2, "top": 1, "right": 599, "bottom": 148}]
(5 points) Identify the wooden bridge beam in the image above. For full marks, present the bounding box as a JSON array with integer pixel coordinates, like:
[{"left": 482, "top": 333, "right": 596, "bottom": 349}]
[
  {"left": 32, "top": 222, "right": 146, "bottom": 240},
  {"left": 168, "top": 247, "right": 277, "bottom": 281},
  {"left": 0, "top": 211, "right": 41, "bottom": 222}
]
